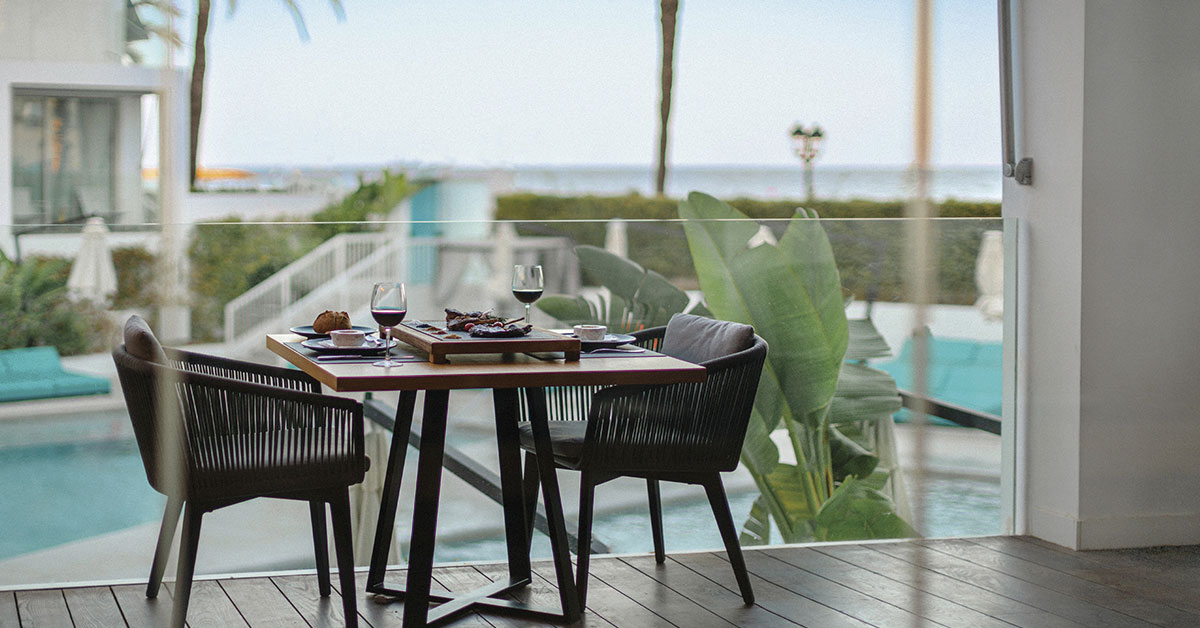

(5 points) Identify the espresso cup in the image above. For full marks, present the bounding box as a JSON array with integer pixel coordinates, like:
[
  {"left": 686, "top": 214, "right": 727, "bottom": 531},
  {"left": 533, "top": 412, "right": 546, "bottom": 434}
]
[
  {"left": 574, "top": 324, "right": 607, "bottom": 341},
  {"left": 330, "top": 329, "right": 367, "bottom": 347}
]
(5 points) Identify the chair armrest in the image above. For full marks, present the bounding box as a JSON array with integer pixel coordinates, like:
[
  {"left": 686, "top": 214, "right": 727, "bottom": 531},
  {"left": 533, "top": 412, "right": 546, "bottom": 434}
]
[
  {"left": 630, "top": 326, "right": 666, "bottom": 351},
  {"left": 155, "top": 364, "right": 364, "bottom": 468},
  {"left": 582, "top": 336, "right": 767, "bottom": 473},
  {"left": 165, "top": 347, "right": 320, "bottom": 393}
]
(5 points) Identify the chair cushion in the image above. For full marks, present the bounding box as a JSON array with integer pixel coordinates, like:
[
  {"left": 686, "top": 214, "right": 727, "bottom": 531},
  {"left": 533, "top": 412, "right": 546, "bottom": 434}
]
[
  {"left": 659, "top": 314, "right": 754, "bottom": 364},
  {"left": 124, "top": 315, "right": 167, "bottom": 364},
  {"left": 518, "top": 420, "right": 587, "bottom": 461}
]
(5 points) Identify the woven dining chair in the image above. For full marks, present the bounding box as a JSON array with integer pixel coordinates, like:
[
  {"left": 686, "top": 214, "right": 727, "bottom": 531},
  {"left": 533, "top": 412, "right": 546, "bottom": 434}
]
[
  {"left": 112, "top": 316, "right": 367, "bottom": 628},
  {"left": 518, "top": 314, "right": 768, "bottom": 607}
]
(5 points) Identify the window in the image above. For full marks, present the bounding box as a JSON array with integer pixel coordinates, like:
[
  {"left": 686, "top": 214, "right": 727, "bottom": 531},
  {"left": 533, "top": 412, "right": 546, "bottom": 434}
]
[{"left": 11, "top": 93, "right": 120, "bottom": 226}]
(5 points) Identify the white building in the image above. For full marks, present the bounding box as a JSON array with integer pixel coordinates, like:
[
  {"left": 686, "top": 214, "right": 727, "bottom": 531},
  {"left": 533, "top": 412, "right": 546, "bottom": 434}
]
[{"left": 0, "top": 0, "right": 188, "bottom": 259}]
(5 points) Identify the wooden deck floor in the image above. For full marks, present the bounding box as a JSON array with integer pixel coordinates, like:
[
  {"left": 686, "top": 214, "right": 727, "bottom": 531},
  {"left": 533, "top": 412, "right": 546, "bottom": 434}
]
[{"left": 4, "top": 536, "right": 1200, "bottom": 627}]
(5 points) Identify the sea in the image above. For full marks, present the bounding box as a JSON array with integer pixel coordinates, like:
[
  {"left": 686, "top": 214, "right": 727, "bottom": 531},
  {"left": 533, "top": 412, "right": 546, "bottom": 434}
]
[{"left": 199, "top": 164, "right": 1002, "bottom": 202}]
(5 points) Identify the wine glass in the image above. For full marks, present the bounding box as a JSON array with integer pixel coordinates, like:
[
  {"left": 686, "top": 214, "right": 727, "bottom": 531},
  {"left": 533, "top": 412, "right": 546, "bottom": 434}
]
[
  {"left": 370, "top": 282, "right": 407, "bottom": 367},
  {"left": 511, "top": 264, "right": 544, "bottom": 325}
]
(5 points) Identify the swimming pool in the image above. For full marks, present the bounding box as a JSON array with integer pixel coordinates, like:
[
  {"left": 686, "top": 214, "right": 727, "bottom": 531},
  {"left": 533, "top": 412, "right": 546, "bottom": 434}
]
[
  {"left": 0, "top": 410, "right": 165, "bottom": 560},
  {"left": 0, "top": 408, "right": 1000, "bottom": 565}
]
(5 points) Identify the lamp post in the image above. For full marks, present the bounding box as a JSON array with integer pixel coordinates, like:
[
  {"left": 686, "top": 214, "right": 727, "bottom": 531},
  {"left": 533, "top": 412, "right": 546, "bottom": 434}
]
[{"left": 791, "top": 123, "right": 824, "bottom": 203}]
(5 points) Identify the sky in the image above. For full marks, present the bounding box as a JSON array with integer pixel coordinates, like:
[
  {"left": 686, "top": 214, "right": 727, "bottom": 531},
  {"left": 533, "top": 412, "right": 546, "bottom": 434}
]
[{"left": 187, "top": 0, "right": 1000, "bottom": 168}]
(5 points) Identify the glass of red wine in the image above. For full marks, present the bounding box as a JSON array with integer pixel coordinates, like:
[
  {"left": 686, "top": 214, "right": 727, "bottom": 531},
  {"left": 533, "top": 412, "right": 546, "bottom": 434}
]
[
  {"left": 370, "top": 282, "right": 407, "bottom": 367},
  {"left": 511, "top": 264, "right": 544, "bottom": 325}
]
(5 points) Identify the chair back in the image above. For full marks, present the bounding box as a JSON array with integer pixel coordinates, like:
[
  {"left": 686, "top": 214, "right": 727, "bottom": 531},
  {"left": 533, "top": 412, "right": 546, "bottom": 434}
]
[
  {"left": 113, "top": 344, "right": 188, "bottom": 497},
  {"left": 113, "top": 316, "right": 361, "bottom": 502},
  {"left": 584, "top": 318, "right": 768, "bottom": 474}
]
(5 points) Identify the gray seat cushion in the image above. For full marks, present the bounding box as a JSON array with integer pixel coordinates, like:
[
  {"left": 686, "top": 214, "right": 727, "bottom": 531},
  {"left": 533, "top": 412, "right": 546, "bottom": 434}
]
[
  {"left": 518, "top": 420, "right": 587, "bottom": 460},
  {"left": 124, "top": 315, "right": 168, "bottom": 363},
  {"left": 659, "top": 313, "right": 754, "bottom": 364}
]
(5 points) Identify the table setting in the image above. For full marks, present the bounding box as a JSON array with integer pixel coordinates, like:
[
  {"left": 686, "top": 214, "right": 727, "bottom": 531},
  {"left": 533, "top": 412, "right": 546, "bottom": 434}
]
[{"left": 263, "top": 265, "right": 706, "bottom": 627}]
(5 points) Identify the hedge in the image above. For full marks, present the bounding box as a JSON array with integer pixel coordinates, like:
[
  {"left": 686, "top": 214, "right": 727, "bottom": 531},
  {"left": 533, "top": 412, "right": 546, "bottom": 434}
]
[{"left": 495, "top": 193, "right": 1002, "bottom": 304}]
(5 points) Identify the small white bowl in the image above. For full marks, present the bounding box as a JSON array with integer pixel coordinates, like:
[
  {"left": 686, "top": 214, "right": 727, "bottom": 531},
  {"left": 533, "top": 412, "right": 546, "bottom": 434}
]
[
  {"left": 330, "top": 329, "right": 367, "bottom": 347},
  {"left": 574, "top": 324, "right": 607, "bottom": 341}
]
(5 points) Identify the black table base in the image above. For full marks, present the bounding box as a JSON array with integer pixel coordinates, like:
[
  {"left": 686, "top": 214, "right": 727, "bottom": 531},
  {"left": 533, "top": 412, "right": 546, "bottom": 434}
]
[{"left": 365, "top": 388, "right": 581, "bottom": 627}]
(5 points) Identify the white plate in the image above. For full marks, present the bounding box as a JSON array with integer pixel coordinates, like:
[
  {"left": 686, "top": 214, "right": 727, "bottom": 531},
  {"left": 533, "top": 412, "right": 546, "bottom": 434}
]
[{"left": 300, "top": 337, "right": 398, "bottom": 355}]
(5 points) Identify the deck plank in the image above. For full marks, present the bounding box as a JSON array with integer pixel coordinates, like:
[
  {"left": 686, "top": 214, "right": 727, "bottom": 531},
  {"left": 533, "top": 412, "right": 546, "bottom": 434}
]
[
  {"left": 670, "top": 551, "right": 873, "bottom": 628},
  {"left": 111, "top": 583, "right": 173, "bottom": 628},
  {"left": 12, "top": 538, "right": 1200, "bottom": 628},
  {"left": 13, "top": 590, "right": 71, "bottom": 628},
  {"left": 766, "top": 546, "right": 1013, "bottom": 628},
  {"left": 925, "top": 538, "right": 1200, "bottom": 627},
  {"left": 164, "top": 580, "right": 249, "bottom": 628},
  {"left": 621, "top": 554, "right": 800, "bottom": 628},
  {"left": 872, "top": 541, "right": 1156, "bottom": 628},
  {"left": 0, "top": 591, "right": 19, "bottom": 628},
  {"left": 218, "top": 578, "right": 308, "bottom": 627},
  {"left": 817, "top": 543, "right": 1089, "bottom": 628},
  {"left": 585, "top": 555, "right": 734, "bottom": 628},
  {"left": 734, "top": 548, "right": 934, "bottom": 627},
  {"left": 530, "top": 560, "right": 674, "bottom": 628},
  {"left": 988, "top": 536, "right": 1200, "bottom": 615},
  {"left": 333, "top": 570, "right": 406, "bottom": 628},
  {"left": 61, "top": 587, "right": 126, "bottom": 628},
  {"left": 272, "top": 575, "right": 346, "bottom": 628}
]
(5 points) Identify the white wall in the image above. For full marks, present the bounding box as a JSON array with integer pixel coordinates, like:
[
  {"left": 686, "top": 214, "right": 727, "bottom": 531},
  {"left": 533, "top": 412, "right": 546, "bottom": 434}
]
[
  {"left": 0, "top": 61, "right": 186, "bottom": 257},
  {"left": 1009, "top": 0, "right": 1200, "bottom": 549},
  {"left": 0, "top": 0, "right": 126, "bottom": 64}
]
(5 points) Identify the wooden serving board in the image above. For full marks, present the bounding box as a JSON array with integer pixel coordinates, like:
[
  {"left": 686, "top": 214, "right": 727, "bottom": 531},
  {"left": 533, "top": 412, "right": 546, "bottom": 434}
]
[{"left": 390, "top": 321, "right": 581, "bottom": 363}]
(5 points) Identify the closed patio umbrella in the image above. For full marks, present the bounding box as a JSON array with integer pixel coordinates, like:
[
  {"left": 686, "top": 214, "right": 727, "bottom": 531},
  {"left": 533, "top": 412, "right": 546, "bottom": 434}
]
[
  {"left": 974, "top": 230, "right": 1003, "bottom": 321},
  {"left": 67, "top": 217, "right": 118, "bottom": 305},
  {"left": 604, "top": 218, "right": 628, "bottom": 258}
]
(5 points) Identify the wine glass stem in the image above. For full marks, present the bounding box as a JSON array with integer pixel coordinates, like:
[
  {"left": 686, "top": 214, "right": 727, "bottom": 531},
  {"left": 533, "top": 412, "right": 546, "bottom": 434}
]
[
  {"left": 525, "top": 303, "right": 531, "bottom": 325},
  {"left": 385, "top": 328, "right": 392, "bottom": 363}
]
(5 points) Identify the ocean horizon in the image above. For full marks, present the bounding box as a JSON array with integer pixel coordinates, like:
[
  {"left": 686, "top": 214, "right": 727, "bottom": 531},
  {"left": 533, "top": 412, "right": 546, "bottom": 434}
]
[{"left": 201, "top": 163, "right": 1002, "bottom": 203}]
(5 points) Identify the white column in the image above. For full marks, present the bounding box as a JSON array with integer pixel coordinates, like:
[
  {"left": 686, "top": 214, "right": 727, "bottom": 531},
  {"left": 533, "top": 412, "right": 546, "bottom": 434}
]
[{"left": 1010, "top": 0, "right": 1200, "bottom": 549}]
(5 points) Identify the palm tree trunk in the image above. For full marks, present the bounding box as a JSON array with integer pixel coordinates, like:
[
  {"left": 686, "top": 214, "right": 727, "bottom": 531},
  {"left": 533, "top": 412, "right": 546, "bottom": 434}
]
[
  {"left": 655, "top": 0, "right": 679, "bottom": 197},
  {"left": 189, "top": 0, "right": 211, "bottom": 190}
]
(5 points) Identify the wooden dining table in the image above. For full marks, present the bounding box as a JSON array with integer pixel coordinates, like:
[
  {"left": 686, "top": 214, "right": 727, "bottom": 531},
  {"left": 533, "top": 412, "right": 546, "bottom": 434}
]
[{"left": 266, "top": 333, "right": 706, "bottom": 627}]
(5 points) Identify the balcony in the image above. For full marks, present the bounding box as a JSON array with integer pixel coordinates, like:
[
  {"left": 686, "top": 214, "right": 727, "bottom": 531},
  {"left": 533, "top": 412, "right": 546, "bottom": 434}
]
[{"left": 4, "top": 537, "right": 1198, "bottom": 627}]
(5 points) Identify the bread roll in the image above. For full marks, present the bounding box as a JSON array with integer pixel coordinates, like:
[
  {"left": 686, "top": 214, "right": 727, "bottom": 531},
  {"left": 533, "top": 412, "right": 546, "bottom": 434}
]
[{"left": 313, "top": 310, "right": 352, "bottom": 334}]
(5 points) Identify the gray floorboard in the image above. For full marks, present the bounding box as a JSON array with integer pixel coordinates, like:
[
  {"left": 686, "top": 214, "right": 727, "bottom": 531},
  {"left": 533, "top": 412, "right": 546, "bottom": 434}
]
[{"left": 7, "top": 537, "right": 1200, "bottom": 627}]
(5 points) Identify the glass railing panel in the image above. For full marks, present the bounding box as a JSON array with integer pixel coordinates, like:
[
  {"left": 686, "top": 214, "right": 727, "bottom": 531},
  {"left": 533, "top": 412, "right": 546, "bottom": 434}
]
[{"left": 0, "top": 213, "right": 1010, "bottom": 586}]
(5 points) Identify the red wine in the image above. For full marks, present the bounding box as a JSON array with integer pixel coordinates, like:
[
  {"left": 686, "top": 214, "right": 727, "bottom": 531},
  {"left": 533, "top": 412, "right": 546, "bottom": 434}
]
[
  {"left": 372, "top": 308, "right": 407, "bottom": 327},
  {"left": 513, "top": 289, "right": 543, "bottom": 304}
]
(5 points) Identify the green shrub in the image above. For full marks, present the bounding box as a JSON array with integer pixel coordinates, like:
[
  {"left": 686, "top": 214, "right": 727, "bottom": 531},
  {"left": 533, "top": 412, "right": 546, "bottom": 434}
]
[
  {"left": 112, "top": 246, "right": 159, "bottom": 312},
  {"left": 0, "top": 255, "right": 109, "bottom": 354},
  {"left": 496, "top": 193, "right": 1002, "bottom": 304}
]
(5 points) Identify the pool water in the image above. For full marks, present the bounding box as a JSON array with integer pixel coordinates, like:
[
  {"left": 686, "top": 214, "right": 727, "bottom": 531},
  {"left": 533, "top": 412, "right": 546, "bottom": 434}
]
[
  {"left": 0, "top": 409, "right": 1001, "bottom": 563},
  {"left": 0, "top": 419, "right": 166, "bottom": 560}
]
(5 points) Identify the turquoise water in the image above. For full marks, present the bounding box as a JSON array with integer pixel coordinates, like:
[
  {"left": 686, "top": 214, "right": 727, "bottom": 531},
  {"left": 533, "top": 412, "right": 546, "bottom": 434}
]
[
  {"left": 0, "top": 410, "right": 166, "bottom": 560},
  {"left": 0, "top": 410, "right": 999, "bottom": 562}
]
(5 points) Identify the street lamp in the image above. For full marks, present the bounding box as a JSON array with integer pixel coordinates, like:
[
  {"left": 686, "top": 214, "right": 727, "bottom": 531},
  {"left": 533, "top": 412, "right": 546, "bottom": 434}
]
[{"left": 791, "top": 123, "right": 824, "bottom": 203}]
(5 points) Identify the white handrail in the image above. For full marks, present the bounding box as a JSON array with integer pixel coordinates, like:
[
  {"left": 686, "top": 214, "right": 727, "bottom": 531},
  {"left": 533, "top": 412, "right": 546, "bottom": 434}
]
[{"left": 223, "top": 233, "right": 391, "bottom": 344}]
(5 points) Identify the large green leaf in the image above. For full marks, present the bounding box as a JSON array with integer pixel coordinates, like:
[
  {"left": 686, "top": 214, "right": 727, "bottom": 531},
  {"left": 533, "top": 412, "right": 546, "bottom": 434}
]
[
  {"left": 740, "top": 410, "right": 780, "bottom": 477},
  {"left": 829, "top": 425, "right": 879, "bottom": 481},
  {"left": 739, "top": 495, "right": 772, "bottom": 546},
  {"left": 536, "top": 294, "right": 597, "bottom": 325},
  {"left": 537, "top": 245, "right": 696, "bottom": 330},
  {"left": 679, "top": 192, "right": 848, "bottom": 432},
  {"left": 813, "top": 478, "right": 917, "bottom": 541},
  {"left": 576, "top": 245, "right": 644, "bottom": 303},
  {"left": 829, "top": 362, "right": 904, "bottom": 425},
  {"left": 761, "top": 463, "right": 818, "bottom": 543},
  {"left": 845, "top": 318, "right": 894, "bottom": 361}
]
